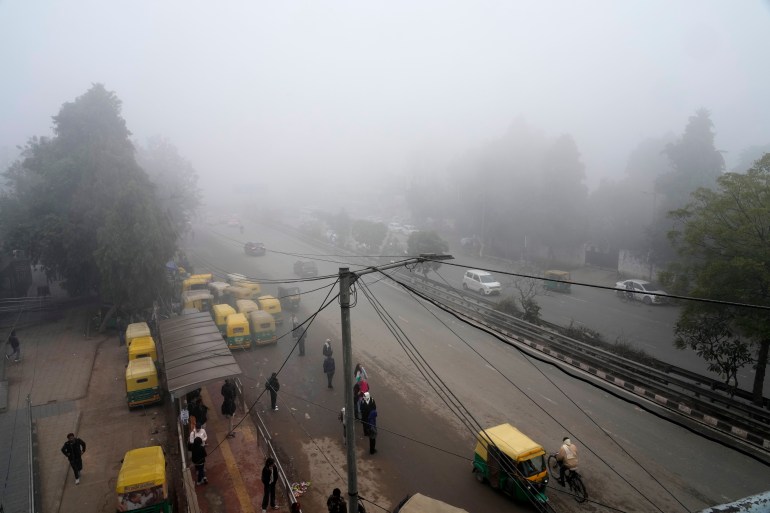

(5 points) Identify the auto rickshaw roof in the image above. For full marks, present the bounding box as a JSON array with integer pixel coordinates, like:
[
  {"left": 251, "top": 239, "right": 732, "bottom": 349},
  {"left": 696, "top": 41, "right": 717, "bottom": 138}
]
[
  {"left": 116, "top": 446, "right": 166, "bottom": 493},
  {"left": 227, "top": 313, "right": 249, "bottom": 326},
  {"left": 181, "top": 290, "right": 214, "bottom": 302},
  {"left": 212, "top": 303, "right": 236, "bottom": 315},
  {"left": 477, "top": 423, "right": 545, "bottom": 460},
  {"left": 208, "top": 281, "right": 231, "bottom": 293},
  {"left": 258, "top": 295, "right": 280, "bottom": 305},
  {"left": 236, "top": 299, "right": 260, "bottom": 313},
  {"left": 545, "top": 270, "right": 570, "bottom": 278},
  {"left": 129, "top": 336, "right": 156, "bottom": 352},
  {"left": 126, "top": 322, "right": 151, "bottom": 341},
  {"left": 394, "top": 494, "right": 469, "bottom": 513},
  {"left": 126, "top": 357, "right": 157, "bottom": 379},
  {"left": 249, "top": 310, "right": 275, "bottom": 324},
  {"left": 189, "top": 273, "right": 213, "bottom": 282},
  {"left": 158, "top": 312, "right": 242, "bottom": 398}
]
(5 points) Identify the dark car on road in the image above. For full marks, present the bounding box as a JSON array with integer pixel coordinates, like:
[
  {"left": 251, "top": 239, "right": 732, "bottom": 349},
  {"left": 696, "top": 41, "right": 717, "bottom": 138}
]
[
  {"left": 293, "top": 260, "right": 318, "bottom": 278},
  {"left": 244, "top": 242, "right": 266, "bottom": 256}
]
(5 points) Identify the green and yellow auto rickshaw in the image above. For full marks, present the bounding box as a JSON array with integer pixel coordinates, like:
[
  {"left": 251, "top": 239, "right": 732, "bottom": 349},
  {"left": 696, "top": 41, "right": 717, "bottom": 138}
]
[
  {"left": 224, "top": 286, "right": 260, "bottom": 307},
  {"left": 128, "top": 336, "right": 158, "bottom": 363},
  {"left": 543, "top": 270, "right": 571, "bottom": 293},
  {"left": 225, "top": 313, "right": 251, "bottom": 350},
  {"left": 125, "top": 357, "right": 161, "bottom": 408},
  {"left": 472, "top": 423, "right": 549, "bottom": 506},
  {"left": 235, "top": 299, "right": 260, "bottom": 316},
  {"left": 126, "top": 322, "right": 151, "bottom": 348},
  {"left": 257, "top": 295, "right": 283, "bottom": 325},
  {"left": 226, "top": 273, "right": 262, "bottom": 296},
  {"left": 116, "top": 446, "right": 171, "bottom": 512},
  {"left": 248, "top": 310, "right": 277, "bottom": 346},
  {"left": 211, "top": 303, "right": 236, "bottom": 336},
  {"left": 208, "top": 281, "right": 231, "bottom": 304},
  {"left": 180, "top": 290, "right": 214, "bottom": 313}
]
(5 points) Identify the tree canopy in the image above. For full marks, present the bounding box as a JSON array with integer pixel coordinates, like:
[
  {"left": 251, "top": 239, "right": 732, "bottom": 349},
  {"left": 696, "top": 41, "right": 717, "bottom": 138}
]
[
  {"left": 351, "top": 220, "right": 387, "bottom": 252},
  {"left": 407, "top": 231, "right": 449, "bottom": 276},
  {"left": 0, "top": 84, "right": 180, "bottom": 312},
  {"left": 667, "top": 153, "right": 770, "bottom": 404}
]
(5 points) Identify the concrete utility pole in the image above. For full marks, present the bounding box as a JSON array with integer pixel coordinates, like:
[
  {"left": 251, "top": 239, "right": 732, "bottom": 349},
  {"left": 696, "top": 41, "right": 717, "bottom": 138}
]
[{"left": 339, "top": 254, "right": 452, "bottom": 513}]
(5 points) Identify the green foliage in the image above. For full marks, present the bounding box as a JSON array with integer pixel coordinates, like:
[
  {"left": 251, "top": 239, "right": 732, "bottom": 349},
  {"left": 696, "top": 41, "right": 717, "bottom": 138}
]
[
  {"left": 0, "top": 84, "right": 179, "bottom": 312},
  {"left": 674, "top": 307, "right": 752, "bottom": 393},
  {"left": 351, "top": 220, "right": 388, "bottom": 252},
  {"left": 406, "top": 230, "right": 448, "bottom": 276},
  {"left": 667, "top": 153, "right": 770, "bottom": 404}
]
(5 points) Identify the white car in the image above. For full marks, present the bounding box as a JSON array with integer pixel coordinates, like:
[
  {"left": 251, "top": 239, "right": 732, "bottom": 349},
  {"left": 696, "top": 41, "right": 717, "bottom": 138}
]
[
  {"left": 615, "top": 279, "right": 668, "bottom": 305},
  {"left": 462, "top": 269, "right": 501, "bottom": 295}
]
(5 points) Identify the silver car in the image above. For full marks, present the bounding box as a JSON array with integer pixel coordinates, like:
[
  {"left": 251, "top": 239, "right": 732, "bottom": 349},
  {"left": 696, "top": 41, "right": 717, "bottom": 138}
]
[{"left": 614, "top": 279, "right": 668, "bottom": 304}]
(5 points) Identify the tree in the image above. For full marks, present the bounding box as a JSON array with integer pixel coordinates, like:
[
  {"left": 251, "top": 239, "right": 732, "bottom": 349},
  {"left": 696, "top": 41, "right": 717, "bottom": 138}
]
[
  {"left": 406, "top": 231, "right": 448, "bottom": 276},
  {"left": 674, "top": 307, "right": 752, "bottom": 393},
  {"left": 136, "top": 136, "right": 202, "bottom": 235},
  {"left": 667, "top": 153, "right": 770, "bottom": 405},
  {"left": 351, "top": 220, "right": 387, "bottom": 252},
  {"left": 0, "top": 84, "right": 179, "bottom": 315}
]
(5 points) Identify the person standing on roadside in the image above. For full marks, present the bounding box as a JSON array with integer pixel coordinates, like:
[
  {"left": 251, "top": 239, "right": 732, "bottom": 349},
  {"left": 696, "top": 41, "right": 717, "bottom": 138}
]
[
  {"left": 323, "top": 353, "right": 336, "bottom": 389},
  {"left": 266, "top": 372, "right": 280, "bottom": 411},
  {"left": 61, "top": 433, "right": 86, "bottom": 484},
  {"left": 221, "top": 379, "right": 237, "bottom": 438},
  {"left": 354, "top": 362, "right": 368, "bottom": 383},
  {"left": 6, "top": 330, "right": 20, "bottom": 362},
  {"left": 360, "top": 392, "right": 375, "bottom": 436},
  {"left": 297, "top": 328, "right": 307, "bottom": 356},
  {"left": 261, "top": 457, "right": 279, "bottom": 512},
  {"left": 117, "top": 317, "right": 126, "bottom": 346},
  {"left": 367, "top": 405, "right": 378, "bottom": 454},
  {"left": 323, "top": 338, "right": 333, "bottom": 358},
  {"left": 191, "top": 436, "right": 208, "bottom": 485},
  {"left": 326, "top": 487, "right": 346, "bottom": 513}
]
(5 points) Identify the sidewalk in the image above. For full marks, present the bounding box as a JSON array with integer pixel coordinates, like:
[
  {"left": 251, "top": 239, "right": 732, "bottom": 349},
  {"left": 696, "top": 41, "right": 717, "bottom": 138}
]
[{"left": 0, "top": 306, "right": 271, "bottom": 513}]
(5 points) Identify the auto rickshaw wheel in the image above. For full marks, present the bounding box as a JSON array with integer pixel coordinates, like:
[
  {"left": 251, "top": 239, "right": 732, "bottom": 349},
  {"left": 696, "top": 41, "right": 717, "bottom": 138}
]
[
  {"left": 643, "top": 296, "right": 652, "bottom": 305},
  {"left": 473, "top": 468, "right": 485, "bottom": 483}
]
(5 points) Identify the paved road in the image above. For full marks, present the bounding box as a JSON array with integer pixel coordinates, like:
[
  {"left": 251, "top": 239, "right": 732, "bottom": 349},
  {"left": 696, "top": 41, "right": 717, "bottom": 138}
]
[{"left": 188, "top": 221, "right": 770, "bottom": 513}]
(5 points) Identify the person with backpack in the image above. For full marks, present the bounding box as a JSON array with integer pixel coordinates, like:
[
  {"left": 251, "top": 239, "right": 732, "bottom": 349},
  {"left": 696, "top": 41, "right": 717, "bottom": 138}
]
[
  {"left": 327, "top": 487, "right": 346, "bottom": 513},
  {"left": 266, "top": 373, "right": 280, "bottom": 411}
]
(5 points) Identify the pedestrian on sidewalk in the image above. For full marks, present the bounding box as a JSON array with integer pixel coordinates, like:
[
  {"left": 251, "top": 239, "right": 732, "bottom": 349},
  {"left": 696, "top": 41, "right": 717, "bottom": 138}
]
[
  {"left": 338, "top": 407, "right": 346, "bottom": 444},
  {"left": 191, "top": 436, "right": 208, "bottom": 485},
  {"left": 189, "top": 424, "right": 208, "bottom": 446},
  {"left": 326, "top": 487, "right": 346, "bottom": 513},
  {"left": 360, "top": 392, "right": 375, "bottom": 436},
  {"left": 367, "top": 405, "right": 378, "bottom": 454},
  {"left": 221, "top": 379, "right": 237, "bottom": 438},
  {"left": 354, "top": 362, "right": 368, "bottom": 383},
  {"left": 61, "top": 433, "right": 86, "bottom": 484},
  {"left": 323, "top": 338, "right": 333, "bottom": 358},
  {"left": 265, "top": 373, "right": 280, "bottom": 411},
  {"left": 6, "top": 330, "right": 20, "bottom": 362},
  {"left": 189, "top": 396, "right": 209, "bottom": 429},
  {"left": 323, "top": 353, "right": 336, "bottom": 389},
  {"left": 261, "top": 457, "right": 279, "bottom": 512}
]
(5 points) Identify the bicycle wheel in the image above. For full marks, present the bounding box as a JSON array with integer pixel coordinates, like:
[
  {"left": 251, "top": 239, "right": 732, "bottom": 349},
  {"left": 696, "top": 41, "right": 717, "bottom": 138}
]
[
  {"left": 569, "top": 474, "right": 588, "bottom": 503},
  {"left": 547, "top": 455, "right": 559, "bottom": 475}
]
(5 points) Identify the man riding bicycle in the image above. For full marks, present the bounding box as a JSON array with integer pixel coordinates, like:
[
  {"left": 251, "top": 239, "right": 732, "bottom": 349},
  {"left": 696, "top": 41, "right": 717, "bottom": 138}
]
[{"left": 556, "top": 437, "right": 579, "bottom": 486}]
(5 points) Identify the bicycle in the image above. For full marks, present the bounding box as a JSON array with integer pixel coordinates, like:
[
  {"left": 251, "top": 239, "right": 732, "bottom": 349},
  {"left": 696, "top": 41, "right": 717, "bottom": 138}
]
[{"left": 548, "top": 453, "right": 587, "bottom": 503}]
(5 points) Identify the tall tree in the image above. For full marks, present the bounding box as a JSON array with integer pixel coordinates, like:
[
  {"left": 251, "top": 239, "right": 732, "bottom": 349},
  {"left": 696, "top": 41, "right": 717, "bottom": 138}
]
[
  {"left": 0, "top": 84, "right": 178, "bottom": 312},
  {"left": 136, "top": 136, "right": 202, "bottom": 235},
  {"left": 666, "top": 153, "right": 770, "bottom": 405},
  {"left": 406, "top": 231, "right": 448, "bottom": 276},
  {"left": 351, "top": 220, "right": 388, "bottom": 252}
]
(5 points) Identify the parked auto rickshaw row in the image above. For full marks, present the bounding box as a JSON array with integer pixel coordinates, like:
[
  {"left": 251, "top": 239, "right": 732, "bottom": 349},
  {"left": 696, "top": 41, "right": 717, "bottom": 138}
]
[{"left": 125, "top": 321, "right": 161, "bottom": 409}]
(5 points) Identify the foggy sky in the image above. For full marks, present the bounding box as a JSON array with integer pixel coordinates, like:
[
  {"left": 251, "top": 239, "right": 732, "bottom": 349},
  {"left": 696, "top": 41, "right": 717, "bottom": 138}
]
[{"left": 2, "top": 1, "right": 769, "bottom": 204}]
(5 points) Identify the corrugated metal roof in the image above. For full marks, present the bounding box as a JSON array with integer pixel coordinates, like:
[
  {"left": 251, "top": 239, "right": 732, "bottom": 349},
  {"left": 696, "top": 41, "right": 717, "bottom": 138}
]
[{"left": 158, "top": 312, "right": 241, "bottom": 398}]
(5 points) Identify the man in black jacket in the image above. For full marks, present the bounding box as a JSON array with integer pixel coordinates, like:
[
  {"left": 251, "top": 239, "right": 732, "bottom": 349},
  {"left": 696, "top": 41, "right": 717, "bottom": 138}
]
[
  {"left": 266, "top": 373, "right": 280, "bottom": 411},
  {"left": 61, "top": 433, "right": 86, "bottom": 484},
  {"left": 261, "top": 457, "right": 278, "bottom": 512}
]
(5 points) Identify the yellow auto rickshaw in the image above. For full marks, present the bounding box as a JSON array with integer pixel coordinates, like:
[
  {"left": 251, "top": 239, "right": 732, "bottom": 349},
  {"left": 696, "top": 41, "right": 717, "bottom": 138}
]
[
  {"left": 226, "top": 273, "right": 262, "bottom": 296},
  {"left": 226, "top": 313, "right": 251, "bottom": 350},
  {"left": 180, "top": 290, "right": 214, "bottom": 313},
  {"left": 128, "top": 336, "right": 158, "bottom": 363},
  {"left": 472, "top": 423, "right": 549, "bottom": 506},
  {"left": 126, "top": 322, "right": 151, "bottom": 348},
  {"left": 235, "top": 299, "right": 260, "bottom": 316},
  {"left": 224, "top": 285, "right": 260, "bottom": 307},
  {"left": 125, "top": 357, "right": 161, "bottom": 408},
  {"left": 208, "top": 281, "right": 231, "bottom": 303},
  {"left": 257, "top": 295, "right": 283, "bottom": 325},
  {"left": 248, "top": 310, "right": 277, "bottom": 346},
  {"left": 543, "top": 270, "right": 571, "bottom": 293},
  {"left": 181, "top": 274, "right": 211, "bottom": 293},
  {"left": 211, "top": 303, "right": 236, "bottom": 335},
  {"left": 116, "top": 446, "right": 171, "bottom": 512}
]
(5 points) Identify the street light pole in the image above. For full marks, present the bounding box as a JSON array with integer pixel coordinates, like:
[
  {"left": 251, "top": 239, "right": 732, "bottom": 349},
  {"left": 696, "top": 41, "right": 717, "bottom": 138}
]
[{"left": 338, "top": 254, "right": 452, "bottom": 513}]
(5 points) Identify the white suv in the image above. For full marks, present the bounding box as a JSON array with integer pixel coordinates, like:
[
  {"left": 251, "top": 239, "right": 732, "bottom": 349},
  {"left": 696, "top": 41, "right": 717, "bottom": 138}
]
[{"left": 462, "top": 269, "right": 501, "bottom": 295}]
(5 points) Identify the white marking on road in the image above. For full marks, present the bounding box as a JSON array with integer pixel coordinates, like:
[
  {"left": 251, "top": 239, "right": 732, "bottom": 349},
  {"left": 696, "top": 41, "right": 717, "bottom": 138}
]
[
  {"left": 398, "top": 316, "right": 409, "bottom": 324},
  {"left": 538, "top": 393, "right": 556, "bottom": 405}
]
